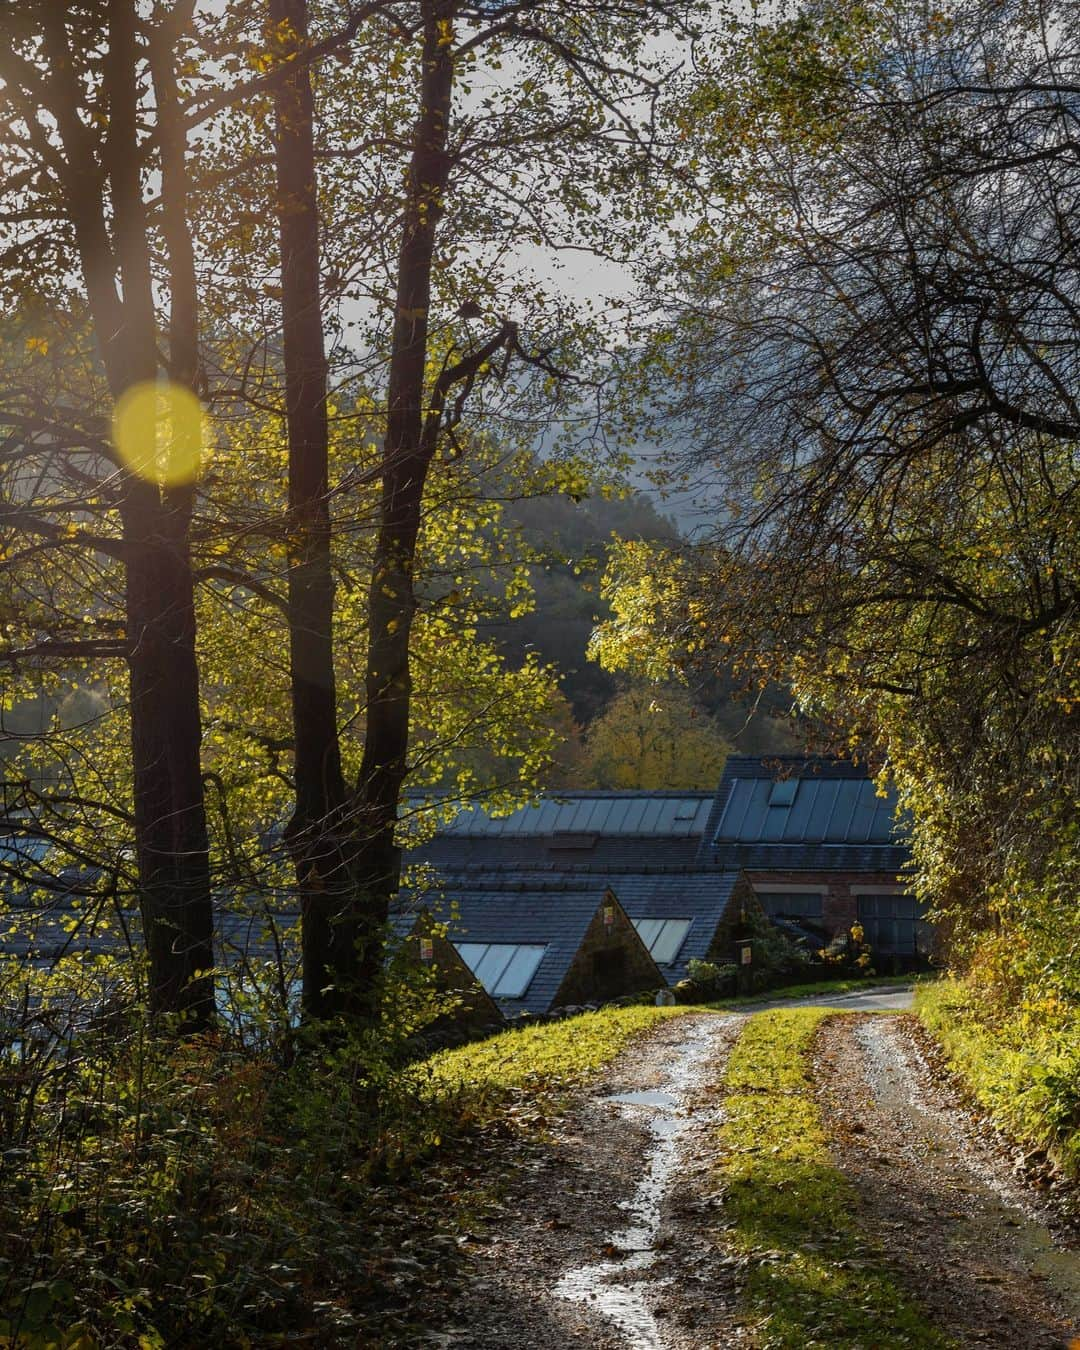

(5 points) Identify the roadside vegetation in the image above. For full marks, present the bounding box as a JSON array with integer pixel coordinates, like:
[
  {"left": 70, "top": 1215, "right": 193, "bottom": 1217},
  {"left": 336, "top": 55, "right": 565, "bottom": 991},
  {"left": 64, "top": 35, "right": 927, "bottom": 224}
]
[
  {"left": 918, "top": 980, "right": 1080, "bottom": 1178},
  {"left": 0, "top": 988, "right": 683, "bottom": 1347},
  {"left": 716, "top": 1008, "right": 951, "bottom": 1349},
  {"left": 711, "top": 972, "right": 920, "bottom": 1009},
  {"left": 591, "top": 0, "right": 1080, "bottom": 1190}
]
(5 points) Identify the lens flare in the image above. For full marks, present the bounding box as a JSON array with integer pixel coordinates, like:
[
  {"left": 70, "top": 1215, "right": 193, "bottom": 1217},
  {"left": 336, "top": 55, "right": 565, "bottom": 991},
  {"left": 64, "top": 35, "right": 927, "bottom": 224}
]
[{"left": 112, "top": 381, "right": 204, "bottom": 486}]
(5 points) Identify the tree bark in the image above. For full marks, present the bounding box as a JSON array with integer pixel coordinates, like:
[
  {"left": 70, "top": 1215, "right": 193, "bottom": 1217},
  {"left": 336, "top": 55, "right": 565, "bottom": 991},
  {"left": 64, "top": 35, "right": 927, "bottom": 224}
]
[
  {"left": 42, "top": 3, "right": 215, "bottom": 1026},
  {"left": 349, "top": 0, "right": 456, "bottom": 1014},
  {"left": 269, "top": 0, "right": 354, "bottom": 1020}
]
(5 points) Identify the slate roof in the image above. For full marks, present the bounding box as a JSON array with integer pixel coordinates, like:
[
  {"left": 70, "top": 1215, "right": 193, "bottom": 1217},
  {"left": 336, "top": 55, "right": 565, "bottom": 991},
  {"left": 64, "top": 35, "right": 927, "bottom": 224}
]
[
  {"left": 397, "top": 866, "right": 745, "bottom": 988},
  {"left": 711, "top": 843, "right": 911, "bottom": 872},
  {"left": 698, "top": 756, "right": 910, "bottom": 873},
  {"left": 402, "top": 790, "right": 712, "bottom": 877},
  {"left": 408, "top": 792, "right": 714, "bottom": 840},
  {"left": 0, "top": 896, "right": 301, "bottom": 969},
  {"left": 391, "top": 879, "right": 622, "bottom": 1015},
  {"left": 408, "top": 834, "right": 703, "bottom": 875},
  {"left": 600, "top": 870, "right": 744, "bottom": 982}
]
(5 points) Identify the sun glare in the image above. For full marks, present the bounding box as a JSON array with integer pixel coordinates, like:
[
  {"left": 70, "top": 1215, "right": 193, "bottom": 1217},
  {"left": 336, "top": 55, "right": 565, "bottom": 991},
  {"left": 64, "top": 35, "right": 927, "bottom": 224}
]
[{"left": 112, "top": 380, "right": 204, "bottom": 486}]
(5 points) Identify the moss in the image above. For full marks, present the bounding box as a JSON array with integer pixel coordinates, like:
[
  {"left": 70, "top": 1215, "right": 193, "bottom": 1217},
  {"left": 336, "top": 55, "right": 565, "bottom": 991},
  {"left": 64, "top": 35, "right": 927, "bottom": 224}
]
[
  {"left": 717, "top": 1008, "right": 952, "bottom": 1348},
  {"left": 917, "top": 978, "right": 1080, "bottom": 1176}
]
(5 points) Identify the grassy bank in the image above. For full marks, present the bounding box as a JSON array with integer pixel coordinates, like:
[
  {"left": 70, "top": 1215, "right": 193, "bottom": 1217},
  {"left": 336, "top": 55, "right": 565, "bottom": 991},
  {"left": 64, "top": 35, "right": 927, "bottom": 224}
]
[
  {"left": 711, "top": 973, "right": 922, "bottom": 1008},
  {"left": 916, "top": 978, "right": 1080, "bottom": 1176},
  {"left": 0, "top": 1003, "right": 686, "bottom": 1348},
  {"left": 423, "top": 1002, "right": 684, "bottom": 1096},
  {"left": 716, "top": 1008, "right": 950, "bottom": 1348}
]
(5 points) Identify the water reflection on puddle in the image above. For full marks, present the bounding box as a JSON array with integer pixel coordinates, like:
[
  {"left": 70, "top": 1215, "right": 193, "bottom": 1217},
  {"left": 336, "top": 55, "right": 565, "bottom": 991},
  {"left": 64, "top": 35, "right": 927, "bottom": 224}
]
[{"left": 553, "top": 1022, "right": 726, "bottom": 1347}]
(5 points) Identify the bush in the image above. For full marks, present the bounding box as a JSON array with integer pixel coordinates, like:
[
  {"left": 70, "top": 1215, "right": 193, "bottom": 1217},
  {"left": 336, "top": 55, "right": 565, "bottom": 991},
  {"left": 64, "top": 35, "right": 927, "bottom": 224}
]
[
  {"left": 681, "top": 959, "right": 738, "bottom": 1000},
  {"left": 0, "top": 954, "right": 483, "bottom": 1347},
  {"left": 816, "top": 922, "right": 876, "bottom": 978},
  {"left": 0, "top": 959, "right": 686, "bottom": 1347},
  {"left": 917, "top": 977, "right": 1080, "bottom": 1177},
  {"left": 734, "top": 908, "right": 816, "bottom": 993}
]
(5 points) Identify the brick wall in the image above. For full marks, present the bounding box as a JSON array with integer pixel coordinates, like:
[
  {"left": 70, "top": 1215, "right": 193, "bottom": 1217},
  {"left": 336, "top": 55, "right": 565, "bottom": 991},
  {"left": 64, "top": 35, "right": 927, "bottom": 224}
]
[{"left": 746, "top": 869, "right": 908, "bottom": 938}]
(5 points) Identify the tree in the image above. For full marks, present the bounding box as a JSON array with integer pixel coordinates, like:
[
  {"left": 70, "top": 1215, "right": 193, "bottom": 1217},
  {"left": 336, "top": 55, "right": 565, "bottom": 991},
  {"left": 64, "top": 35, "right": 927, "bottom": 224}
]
[
  {"left": 582, "top": 683, "right": 730, "bottom": 789},
  {"left": 243, "top": 0, "right": 701, "bottom": 1020},
  {"left": 597, "top": 0, "right": 1080, "bottom": 977},
  {"left": 0, "top": 0, "right": 702, "bottom": 1032},
  {"left": 0, "top": 4, "right": 219, "bottom": 1024}
]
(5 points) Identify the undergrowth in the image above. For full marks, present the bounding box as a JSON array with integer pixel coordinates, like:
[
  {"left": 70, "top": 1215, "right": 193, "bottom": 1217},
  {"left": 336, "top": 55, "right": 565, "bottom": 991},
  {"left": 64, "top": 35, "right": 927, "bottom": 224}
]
[
  {"left": 917, "top": 977, "right": 1080, "bottom": 1176},
  {"left": 717, "top": 1008, "right": 952, "bottom": 1349},
  {"left": 0, "top": 971, "right": 684, "bottom": 1349}
]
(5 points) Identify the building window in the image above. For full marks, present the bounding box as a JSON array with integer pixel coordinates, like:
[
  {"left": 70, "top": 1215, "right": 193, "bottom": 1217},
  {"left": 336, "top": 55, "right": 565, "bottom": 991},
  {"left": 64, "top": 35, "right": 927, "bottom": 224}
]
[
  {"left": 767, "top": 778, "right": 799, "bottom": 807},
  {"left": 455, "top": 943, "right": 547, "bottom": 998},
  {"left": 756, "top": 893, "right": 824, "bottom": 920},
  {"left": 855, "top": 895, "right": 924, "bottom": 954},
  {"left": 632, "top": 917, "right": 692, "bottom": 964}
]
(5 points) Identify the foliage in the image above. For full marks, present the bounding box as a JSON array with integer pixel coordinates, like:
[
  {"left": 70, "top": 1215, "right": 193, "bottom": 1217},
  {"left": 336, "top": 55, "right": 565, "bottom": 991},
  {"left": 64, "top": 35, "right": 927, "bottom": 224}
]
[
  {"left": 735, "top": 904, "right": 816, "bottom": 993},
  {"left": 594, "top": 0, "right": 1080, "bottom": 1039},
  {"left": 818, "top": 924, "right": 876, "bottom": 978},
  {"left": 580, "top": 682, "right": 731, "bottom": 790},
  {"left": 917, "top": 978, "right": 1080, "bottom": 1178},
  {"left": 682, "top": 958, "right": 738, "bottom": 999},
  {"left": 0, "top": 955, "right": 682, "bottom": 1347},
  {"left": 717, "top": 1009, "right": 951, "bottom": 1348},
  {"left": 498, "top": 487, "right": 679, "bottom": 725}
]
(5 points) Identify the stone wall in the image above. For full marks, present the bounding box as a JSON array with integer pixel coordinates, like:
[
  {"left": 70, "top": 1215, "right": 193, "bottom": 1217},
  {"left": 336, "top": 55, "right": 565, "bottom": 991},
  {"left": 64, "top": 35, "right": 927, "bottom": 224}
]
[
  {"left": 705, "top": 871, "right": 766, "bottom": 963},
  {"left": 551, "top": 891, "right": 663, "bottom": 1007},
  {"left": 404, "top": 911, "right": 505, "bottom": 1032}
]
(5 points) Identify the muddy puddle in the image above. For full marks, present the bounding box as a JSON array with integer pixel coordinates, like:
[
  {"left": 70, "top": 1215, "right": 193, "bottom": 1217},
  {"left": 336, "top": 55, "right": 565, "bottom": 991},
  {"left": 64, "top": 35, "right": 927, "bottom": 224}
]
[{"left": 553, "top": 1018, "right": 731, "bottom": 1347}]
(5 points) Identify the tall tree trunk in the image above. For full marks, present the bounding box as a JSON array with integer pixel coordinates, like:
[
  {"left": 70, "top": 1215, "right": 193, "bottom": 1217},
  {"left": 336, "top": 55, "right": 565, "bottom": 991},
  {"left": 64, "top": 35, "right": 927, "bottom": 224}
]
[
  {"left": 271, "top": 0, "right": 462, "bottom": 1025},
  {"left": 349, "top": 0, "right": 456, "bottom": 1012},
  {"left": 45, "top": 3, "right": 214, "bottom": 1026},
  {"left": 269, "top": 0, "right": 353, "bottom": 1020}
]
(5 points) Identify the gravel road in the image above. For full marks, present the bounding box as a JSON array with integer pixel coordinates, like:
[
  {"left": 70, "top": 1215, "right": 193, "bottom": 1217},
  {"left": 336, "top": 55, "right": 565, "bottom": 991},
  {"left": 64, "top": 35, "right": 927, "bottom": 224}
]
[
  {"left": 815, "top": 1013, "right": 1080, "bottom": 1348},
  {"left": 425, "top": 996, "right": 1079, "bottom": 1349}
]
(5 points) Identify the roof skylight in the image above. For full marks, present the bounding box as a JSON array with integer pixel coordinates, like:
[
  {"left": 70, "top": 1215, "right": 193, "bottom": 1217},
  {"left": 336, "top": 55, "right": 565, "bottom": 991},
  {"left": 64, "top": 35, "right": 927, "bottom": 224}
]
[
  {"left": 455, "top": 942, "right": 546, "bottom": 998},
  {"left": 632, "top": 917, "right": 691, "bottom": 964}
]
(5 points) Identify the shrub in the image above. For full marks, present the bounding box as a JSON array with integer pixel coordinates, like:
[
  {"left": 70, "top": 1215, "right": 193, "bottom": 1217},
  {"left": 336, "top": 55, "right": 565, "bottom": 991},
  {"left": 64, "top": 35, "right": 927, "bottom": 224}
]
[
  {"left": 918, "top": 977, "right": 1080, "bottom": 1177},
  {"left": 682, "top": 959, "right": 738, "bottom": 1000}
]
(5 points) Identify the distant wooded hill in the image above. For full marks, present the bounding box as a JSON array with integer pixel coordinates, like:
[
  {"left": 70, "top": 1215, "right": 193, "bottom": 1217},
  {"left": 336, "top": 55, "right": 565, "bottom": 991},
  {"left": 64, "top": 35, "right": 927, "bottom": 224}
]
[{"left": 492, "top": 488, "right": 804, "bottom": 767}]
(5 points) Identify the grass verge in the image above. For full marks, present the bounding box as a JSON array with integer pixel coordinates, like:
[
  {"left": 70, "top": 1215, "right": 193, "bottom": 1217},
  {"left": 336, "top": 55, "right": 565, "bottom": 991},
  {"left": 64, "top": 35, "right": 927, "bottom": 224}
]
[
  {"left": 710, "top": 973, "right": 924, "bottom": 1008},
  {"left": 423, "top": 1002, "right": 685, "bottom": 1097},
  {"left": 916, "top": 977, "right": 1080, "bottom": 1176},
  {"left": 717, "top": 1008, "right": 952, "bottom": 1348}
]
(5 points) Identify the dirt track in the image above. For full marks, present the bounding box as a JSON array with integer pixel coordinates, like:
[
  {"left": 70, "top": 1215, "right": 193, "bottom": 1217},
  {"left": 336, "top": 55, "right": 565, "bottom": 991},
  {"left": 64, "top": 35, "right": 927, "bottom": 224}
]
[
  {"left": 427, "top": 1013, "right": 744, "bottom": 1348},
  {"left": 427, "top": 1003, "right": 1080, "bottom": 1348},
  {"left": 816, "top": 1014, "right": 1080, "bottom": 1349}
]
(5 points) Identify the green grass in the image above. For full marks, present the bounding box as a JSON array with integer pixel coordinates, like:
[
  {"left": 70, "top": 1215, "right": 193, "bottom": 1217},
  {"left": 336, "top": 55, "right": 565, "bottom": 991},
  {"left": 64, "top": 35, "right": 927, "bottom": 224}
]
[
  {"left": 421, "top": 1002, "right": 688, "bottom": 1101},
  {"left": 710, "top": 973, "right": 924, "bottom": 1008},
  {"left": 717, "top": 1008, "right": 952, "bottom": 1348},
  {"left": 917, "top": 978, "right": 1080, "bottom": 1176}
]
